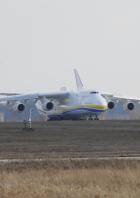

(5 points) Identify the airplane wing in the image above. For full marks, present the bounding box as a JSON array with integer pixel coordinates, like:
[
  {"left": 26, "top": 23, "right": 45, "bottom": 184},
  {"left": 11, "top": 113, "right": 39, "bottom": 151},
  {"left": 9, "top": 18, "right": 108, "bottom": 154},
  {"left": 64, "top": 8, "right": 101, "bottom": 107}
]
[
  {"left": 102, "top": 93, "right": 140, "bottom": 110},
  {"left": 0, "top": 91, "right": 71, "bottom": 112},
  {"left": 0, "top": 92, "right": 70, "bottom": 102},
  {"left": 102, "top": 93, "right": 140, "bottom": 102}
]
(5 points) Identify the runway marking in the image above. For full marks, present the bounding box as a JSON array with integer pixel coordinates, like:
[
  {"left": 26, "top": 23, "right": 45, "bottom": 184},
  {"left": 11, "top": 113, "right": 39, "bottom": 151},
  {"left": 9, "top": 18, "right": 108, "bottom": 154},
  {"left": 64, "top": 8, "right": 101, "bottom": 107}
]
[{"left": 0, "top": 157, "right": 140, "bottom": 163}]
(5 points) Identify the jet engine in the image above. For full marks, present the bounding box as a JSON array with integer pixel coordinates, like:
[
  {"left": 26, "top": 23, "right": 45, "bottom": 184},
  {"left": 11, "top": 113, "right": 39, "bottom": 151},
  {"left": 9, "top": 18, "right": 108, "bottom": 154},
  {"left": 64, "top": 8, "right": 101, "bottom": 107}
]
[
  {"left": 46, "top": 101, "right": 54, "bottom": 111},
  {"left": 12, "top": 102, "right": 25, "bottom": 112},
  {"left": 108, "top": 101, "right": 115, "bottom": 109},
  {"left": 126, "top": 102, "right": 135, "bottom": 111},
  {"left": 38, "top": 98, "right": 57, "bottom": 112}
]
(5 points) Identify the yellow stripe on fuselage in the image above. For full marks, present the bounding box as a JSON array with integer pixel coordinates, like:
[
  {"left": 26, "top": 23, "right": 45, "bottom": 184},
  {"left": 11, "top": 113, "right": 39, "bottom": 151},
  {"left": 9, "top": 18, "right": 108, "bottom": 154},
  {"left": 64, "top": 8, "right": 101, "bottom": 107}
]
[{"left": 76, "top": 104, "right": 108, "bottom": 111}]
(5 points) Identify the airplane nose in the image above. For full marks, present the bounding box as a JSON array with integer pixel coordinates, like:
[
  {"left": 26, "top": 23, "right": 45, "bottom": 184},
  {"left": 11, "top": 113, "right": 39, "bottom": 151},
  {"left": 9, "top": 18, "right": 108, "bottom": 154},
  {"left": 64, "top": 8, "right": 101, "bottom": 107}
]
[
  {"left": 98, "top": 96, "right": 108, "bottom": 110},
  {"left": 102, "top": 98, "right": 108, "bottom": 110}
]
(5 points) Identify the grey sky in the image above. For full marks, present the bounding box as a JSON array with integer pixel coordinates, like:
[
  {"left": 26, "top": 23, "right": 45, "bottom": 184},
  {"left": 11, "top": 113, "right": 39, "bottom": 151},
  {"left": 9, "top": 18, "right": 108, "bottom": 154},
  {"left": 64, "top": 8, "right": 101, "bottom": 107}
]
[{"left": 0, "top": 0, "right": 140, "bottom": 96}]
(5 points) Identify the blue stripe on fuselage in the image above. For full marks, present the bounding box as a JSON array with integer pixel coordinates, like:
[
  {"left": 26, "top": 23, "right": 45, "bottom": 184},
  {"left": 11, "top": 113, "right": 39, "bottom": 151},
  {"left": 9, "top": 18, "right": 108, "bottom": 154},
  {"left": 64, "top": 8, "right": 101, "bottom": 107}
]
[{"left": 62, "top": 108, "right": 105, "bottom": 114}]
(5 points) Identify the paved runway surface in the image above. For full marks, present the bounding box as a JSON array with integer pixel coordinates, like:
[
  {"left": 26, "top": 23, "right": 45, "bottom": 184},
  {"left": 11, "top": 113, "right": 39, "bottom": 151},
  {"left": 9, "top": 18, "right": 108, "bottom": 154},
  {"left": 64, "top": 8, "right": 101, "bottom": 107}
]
[{"left": 0, "top": 121, "right": 140, "bottom": 159}]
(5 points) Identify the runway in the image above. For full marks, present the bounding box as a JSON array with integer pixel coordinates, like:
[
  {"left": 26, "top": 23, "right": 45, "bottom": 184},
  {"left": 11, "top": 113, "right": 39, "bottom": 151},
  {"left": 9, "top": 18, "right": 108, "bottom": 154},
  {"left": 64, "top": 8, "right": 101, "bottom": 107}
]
[{"left": 0, "top": 120, "right": 140, "bottom": 160}]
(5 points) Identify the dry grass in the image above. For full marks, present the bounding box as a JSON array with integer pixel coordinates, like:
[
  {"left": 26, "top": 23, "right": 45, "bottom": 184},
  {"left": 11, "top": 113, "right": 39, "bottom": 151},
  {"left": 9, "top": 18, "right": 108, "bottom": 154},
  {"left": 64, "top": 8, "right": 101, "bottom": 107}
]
[{"left": 0, "top": 160, "right": 140, "bottom": 198}]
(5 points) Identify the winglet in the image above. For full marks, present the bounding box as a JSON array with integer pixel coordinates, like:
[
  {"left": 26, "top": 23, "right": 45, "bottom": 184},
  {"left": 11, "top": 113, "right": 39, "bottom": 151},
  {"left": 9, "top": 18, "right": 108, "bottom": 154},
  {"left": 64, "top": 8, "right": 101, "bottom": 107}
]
[{"left": 74, "top": 69, "right": 84, "bottom": 92}]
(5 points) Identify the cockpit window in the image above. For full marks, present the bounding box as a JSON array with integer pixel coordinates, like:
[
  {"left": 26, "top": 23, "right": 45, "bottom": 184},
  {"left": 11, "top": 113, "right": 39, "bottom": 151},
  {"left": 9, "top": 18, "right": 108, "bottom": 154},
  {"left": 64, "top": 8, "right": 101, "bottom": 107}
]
[{"left": 90, "top": 91, "right": 99, "bottom": 94}]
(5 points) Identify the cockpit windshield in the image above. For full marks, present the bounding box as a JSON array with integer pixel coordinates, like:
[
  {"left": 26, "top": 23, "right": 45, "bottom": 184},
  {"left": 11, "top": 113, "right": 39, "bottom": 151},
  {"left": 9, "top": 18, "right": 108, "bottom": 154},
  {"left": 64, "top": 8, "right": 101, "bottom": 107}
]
[{"left": 90, "top": 91, "right": 99, "bottom": 94}]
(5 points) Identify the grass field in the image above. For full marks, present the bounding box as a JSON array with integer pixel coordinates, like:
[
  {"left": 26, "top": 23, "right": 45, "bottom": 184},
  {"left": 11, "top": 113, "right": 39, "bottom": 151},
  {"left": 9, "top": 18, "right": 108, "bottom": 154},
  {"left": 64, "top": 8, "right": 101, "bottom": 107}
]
[
  {"left": 0, "top": 160, "right": 140, "bottom": 198},
  {"left": 0, "top": 121, "right": 140, "bottom": 197}
]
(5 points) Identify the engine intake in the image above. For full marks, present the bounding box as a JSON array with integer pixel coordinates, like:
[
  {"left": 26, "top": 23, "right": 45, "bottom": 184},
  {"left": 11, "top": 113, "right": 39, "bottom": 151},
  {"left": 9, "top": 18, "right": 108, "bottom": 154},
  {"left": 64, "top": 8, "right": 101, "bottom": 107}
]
[
  {"left": 127, "top": 103, "right": 134, "bottom": 111},
  {"left": 108, "top": 101, "right": 115, "bottom": 109},
  {"left": 17, "top": 104, "right": 25, "bottom": 112},
  {"left": 46, "top": 102, "right": 54, "bottom": 111}
]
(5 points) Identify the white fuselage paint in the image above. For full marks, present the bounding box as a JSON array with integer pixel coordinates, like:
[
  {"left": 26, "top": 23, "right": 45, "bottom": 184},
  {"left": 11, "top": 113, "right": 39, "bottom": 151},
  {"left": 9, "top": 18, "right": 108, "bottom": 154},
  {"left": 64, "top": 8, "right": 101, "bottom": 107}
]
[{"left": 36, "top": 91, "right": 108, "bottom": 120}]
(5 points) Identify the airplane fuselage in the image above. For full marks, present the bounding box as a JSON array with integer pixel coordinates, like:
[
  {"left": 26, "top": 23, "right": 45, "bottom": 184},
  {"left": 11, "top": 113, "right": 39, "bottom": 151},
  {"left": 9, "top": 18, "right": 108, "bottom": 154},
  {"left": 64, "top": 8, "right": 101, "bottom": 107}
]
[{"left": 36, "top": 91, "right": 108, "bottom": 120}]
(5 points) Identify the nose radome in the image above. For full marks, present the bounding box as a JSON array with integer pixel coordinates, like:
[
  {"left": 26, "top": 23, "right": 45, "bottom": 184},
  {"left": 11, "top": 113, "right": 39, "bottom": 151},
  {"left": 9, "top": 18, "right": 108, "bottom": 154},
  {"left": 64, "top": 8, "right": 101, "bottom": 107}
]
[
  {"left": 101, "top": 97, "right": 108, "bottom": 110},
  {"left": 97, "top": 95, "right": 108, "bottom": 109}
]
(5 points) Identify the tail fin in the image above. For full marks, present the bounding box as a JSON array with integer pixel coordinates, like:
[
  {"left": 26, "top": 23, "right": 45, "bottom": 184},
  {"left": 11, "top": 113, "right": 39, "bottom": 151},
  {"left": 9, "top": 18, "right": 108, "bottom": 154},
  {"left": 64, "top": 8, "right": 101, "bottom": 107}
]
[{"left": 74, "top": 69, "right": 84, "bottom": 92}]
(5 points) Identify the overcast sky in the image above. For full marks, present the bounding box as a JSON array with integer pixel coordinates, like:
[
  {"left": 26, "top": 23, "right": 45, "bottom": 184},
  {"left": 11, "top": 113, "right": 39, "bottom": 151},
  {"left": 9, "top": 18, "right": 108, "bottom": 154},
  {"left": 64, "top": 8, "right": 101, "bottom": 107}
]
[{"left": 0, "top": 0, "right": 140, "bottom": 96}]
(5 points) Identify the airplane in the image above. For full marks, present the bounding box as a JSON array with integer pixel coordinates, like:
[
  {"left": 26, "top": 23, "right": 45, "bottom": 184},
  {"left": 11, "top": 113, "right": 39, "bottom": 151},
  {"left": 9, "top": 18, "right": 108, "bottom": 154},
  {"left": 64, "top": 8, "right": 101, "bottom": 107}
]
[
  {"left": 1, "top": 69, "right": 138, "bottom": 121},
  {"left": 0, "top": 70, "right": 108, "bottom": 120},
  {"left": 73, "top": 69, "right": 140, "bottom": 116}
]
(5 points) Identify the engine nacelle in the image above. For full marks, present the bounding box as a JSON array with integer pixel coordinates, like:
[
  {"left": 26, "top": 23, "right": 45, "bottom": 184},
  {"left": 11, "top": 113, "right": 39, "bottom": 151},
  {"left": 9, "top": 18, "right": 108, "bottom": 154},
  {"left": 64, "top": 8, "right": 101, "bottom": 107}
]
[
  {"left": 13, "top": 102, "right": 25, "bottom": 112},
  {"left": 108, "top": 101, "right": 115, "bottom": 109},
  {"left": 127, "top": 102, "right": 135, "bottom": 111},
  {"left": 46, "top": 102, "right": 54, "bottom": 111},
  {"left": 40, "top": 98, "right": 56, "bottom": 111}
]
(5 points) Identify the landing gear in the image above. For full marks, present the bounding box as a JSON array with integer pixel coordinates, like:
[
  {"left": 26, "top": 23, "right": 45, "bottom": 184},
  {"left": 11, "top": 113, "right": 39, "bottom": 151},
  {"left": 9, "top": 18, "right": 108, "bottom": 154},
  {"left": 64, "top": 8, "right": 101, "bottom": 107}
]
[
  {"left": 94, "top": 116, "right": 99, "bottom": 120},
  {"left": 87, "top": 116, "right": 94, "bottom": 120},
  {"left": 86, "top": 115, "right": 99, "bottom": 120}
]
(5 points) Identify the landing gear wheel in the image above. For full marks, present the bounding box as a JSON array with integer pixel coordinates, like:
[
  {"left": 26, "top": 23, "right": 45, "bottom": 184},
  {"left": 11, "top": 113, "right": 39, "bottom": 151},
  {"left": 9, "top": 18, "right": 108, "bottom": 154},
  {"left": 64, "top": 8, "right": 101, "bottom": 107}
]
[
  {"left": 86, "top": 116, "right": 93, "bottom": 120},
  {"left": 94, "top": 115, "right": 99, "bottom": 120},
  {"left": 94, "top": 117, "right": 99, "bottom": 120}
]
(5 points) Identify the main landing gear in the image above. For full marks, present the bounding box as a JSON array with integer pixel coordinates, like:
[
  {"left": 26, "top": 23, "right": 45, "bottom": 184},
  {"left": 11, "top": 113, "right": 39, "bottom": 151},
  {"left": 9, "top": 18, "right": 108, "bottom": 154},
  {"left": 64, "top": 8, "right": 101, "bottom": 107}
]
[{"left": 86, "top": 115, "right": 99, "bottom": 120}]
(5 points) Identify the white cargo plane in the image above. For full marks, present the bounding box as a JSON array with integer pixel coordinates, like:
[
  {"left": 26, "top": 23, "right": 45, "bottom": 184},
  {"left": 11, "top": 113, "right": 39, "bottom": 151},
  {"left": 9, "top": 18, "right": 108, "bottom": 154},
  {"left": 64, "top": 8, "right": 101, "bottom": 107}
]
[
  {"left": 74, "top": 69, "right": 140, "bottom": 115},
  {"left": 0, "top": 69, "right": 139, "bottom": 120},
  {"left": 0, "top": 70, "right": 108, "bottom": 120}
]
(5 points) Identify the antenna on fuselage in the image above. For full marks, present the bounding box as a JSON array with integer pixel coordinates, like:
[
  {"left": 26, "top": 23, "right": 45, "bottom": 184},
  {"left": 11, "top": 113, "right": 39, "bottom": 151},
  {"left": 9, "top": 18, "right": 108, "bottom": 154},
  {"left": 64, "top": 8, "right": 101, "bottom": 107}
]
[{"left": 74, "top": 69, "right": 85, "bottom": 92}]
